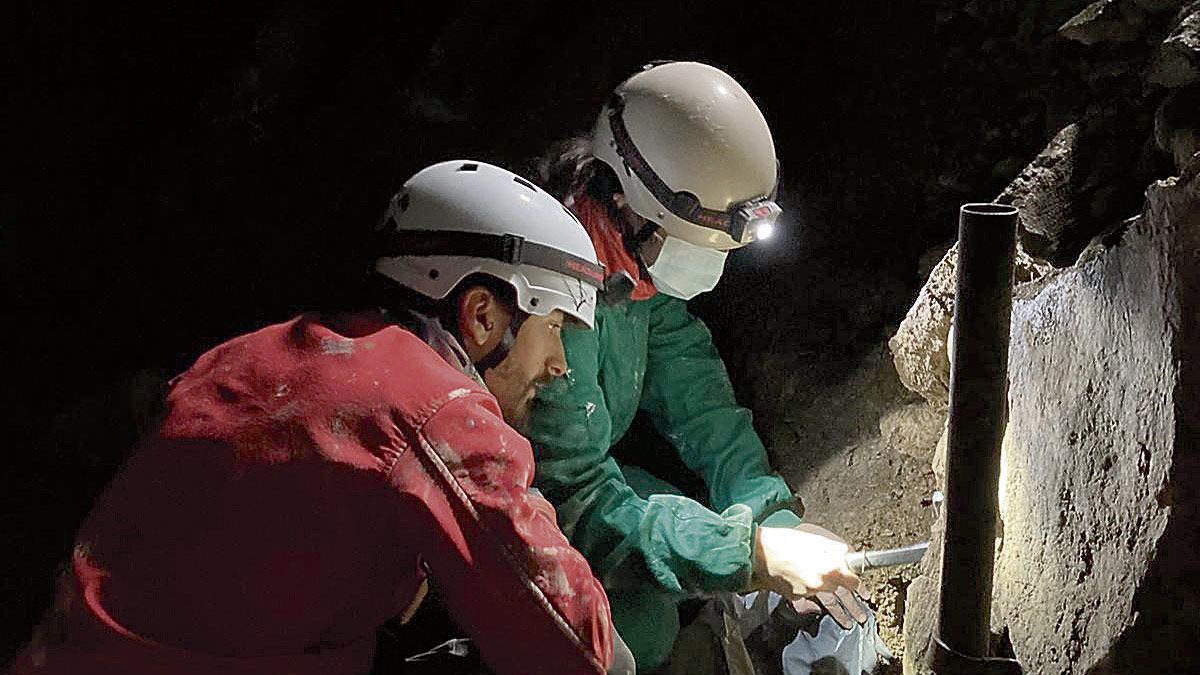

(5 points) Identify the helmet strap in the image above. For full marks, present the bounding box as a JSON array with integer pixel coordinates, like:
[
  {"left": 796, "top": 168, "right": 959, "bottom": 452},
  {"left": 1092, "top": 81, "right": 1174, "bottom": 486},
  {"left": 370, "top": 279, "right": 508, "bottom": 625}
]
[
  {"left": 473, "top": 310, "right": 528, "bottom": 375},
  {"left": 627, "top": 220, "right": 660, "bottom": 275},
  {"left": 631, "top": 220, "right": 659, "bottom": 245}
]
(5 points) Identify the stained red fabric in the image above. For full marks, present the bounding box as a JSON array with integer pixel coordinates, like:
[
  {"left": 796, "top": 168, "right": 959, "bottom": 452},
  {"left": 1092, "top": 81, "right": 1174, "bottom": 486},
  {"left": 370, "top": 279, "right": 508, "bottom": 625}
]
[
  {"left": 9, "top": 312, "right": 612, "bottom": 675},
  {"left": 569, "top": 192, "right": 657, "bottom": 301}
]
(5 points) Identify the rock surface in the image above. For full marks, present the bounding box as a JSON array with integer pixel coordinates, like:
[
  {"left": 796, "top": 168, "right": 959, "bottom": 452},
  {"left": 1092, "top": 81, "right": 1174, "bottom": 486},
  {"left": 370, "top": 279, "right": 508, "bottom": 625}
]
[
  {"left": 997, "top": 113, "right": 1156, "bottom": 267},
  {"left": 765, "top": 346, "right": 939, "bottom": 663},
  {"left": 1148, "top": 2, "right": 1200, "bottom": 86},
  {"left": 888, "top": 94, "right": 1172, "bottom": 411},
  {"left": 889, "top": 242, "right": 1051, "bottom": 409},
  {"left": 903, "top": 170, "right": 1200, "bottom": 674},
  {"left": 1154, "top": 83, "right": 1200, "bottom": 171},
  {"left": 1058, "top": 0, "right": 1147, "bottom": 45},
  {"left": 879, "top": 402, "right": 947, "bottom": 462}
]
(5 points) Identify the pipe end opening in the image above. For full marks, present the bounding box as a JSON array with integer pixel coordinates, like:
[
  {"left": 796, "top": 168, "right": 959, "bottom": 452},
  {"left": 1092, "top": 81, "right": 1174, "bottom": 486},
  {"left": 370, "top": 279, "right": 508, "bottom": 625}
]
[{"left": 961, "top": 203, "right": 1019, "bottom": 217}]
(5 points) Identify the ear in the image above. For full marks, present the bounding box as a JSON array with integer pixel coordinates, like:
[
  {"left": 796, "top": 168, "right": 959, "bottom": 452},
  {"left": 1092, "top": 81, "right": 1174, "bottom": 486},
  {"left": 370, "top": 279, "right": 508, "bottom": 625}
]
[
  {"left": 612, "top": 192, "right": 628, "bottom": 209},
  {"left": 456, "top": 286, "right": 511, "bottom": 363}
]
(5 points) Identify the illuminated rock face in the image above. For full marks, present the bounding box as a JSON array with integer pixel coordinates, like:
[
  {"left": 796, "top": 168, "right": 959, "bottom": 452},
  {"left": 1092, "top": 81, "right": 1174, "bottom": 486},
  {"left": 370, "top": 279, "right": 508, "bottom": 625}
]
[
  {"left": 903, "top": 171, "right": 1200, "bottom": 674},
  {"left": 888, "top": 242, "right": 1051, "bottom": 412}
]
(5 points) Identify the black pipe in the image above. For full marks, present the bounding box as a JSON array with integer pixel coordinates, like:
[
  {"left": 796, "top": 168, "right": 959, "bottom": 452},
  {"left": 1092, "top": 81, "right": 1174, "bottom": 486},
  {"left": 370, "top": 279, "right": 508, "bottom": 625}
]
[{"left": 931, "top": 203, "right": 1022, "bottom": 674}]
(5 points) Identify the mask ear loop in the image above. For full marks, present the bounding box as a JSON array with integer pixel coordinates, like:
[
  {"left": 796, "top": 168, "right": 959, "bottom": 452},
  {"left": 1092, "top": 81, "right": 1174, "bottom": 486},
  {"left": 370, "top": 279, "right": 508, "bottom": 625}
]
[{"left": 627, "top": 220, "right": 660, "bottom": 279}]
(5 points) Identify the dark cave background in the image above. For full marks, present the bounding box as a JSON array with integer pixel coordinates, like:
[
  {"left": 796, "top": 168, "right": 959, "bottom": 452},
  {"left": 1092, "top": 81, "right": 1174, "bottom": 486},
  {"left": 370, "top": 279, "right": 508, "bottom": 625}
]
[{"left": 2, "top": 0, "right": 1139, "bottom": 657}]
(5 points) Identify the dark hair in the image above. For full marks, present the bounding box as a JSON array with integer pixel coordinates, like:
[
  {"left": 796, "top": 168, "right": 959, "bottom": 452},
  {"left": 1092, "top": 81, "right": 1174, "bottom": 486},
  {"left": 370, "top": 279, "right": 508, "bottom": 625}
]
[{"left": 530, "top": 135, "right": 624, "bottom": 222}]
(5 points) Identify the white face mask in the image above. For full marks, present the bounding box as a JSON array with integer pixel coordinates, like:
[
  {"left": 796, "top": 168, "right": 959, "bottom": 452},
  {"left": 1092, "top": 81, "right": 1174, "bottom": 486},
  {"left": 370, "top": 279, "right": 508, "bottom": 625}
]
[{"left": 644, "top": 235, "right": 729, "bottom": 300}]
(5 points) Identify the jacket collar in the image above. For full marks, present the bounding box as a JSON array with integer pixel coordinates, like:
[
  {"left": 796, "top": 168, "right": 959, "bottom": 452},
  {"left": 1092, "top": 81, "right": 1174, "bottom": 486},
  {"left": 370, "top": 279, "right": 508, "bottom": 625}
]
[{"left": 386, "top": 309, "right": 486, "bottom": 387}]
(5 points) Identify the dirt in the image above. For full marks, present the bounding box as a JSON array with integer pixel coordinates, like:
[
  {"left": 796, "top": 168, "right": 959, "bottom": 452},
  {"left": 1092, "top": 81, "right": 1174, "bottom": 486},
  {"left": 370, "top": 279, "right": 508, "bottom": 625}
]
[
  {"left": 796, "top": 435, "right": 937, "bottom": 664},
  {"left": 760, "top": 342, "right": 944, "bottom": 664}
]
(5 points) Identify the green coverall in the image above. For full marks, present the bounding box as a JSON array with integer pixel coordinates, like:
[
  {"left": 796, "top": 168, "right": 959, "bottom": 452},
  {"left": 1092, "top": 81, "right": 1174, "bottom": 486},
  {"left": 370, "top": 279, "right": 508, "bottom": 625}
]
[{"left": 527, "top": 290, "right": 800, "bottom": 669}]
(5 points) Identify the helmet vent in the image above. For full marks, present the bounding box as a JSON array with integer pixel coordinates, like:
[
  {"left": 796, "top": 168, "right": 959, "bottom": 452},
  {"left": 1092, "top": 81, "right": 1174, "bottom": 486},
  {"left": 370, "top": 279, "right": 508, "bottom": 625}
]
[
  {"left": 457, "top": 162, "right": 479, "bottom": 172},
  {"left": 512, "top": 176, "right": 538, "bottom": 192},
  {"left": 398, "top": 193, "right": 411, "bottom": 212}
]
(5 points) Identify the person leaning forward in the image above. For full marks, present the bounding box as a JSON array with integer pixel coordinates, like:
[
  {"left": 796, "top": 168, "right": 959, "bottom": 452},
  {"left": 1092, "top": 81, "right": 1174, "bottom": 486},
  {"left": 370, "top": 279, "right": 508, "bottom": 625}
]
[
  {"left": 8, "top": 161, "right": 634, "bottom": 675},
  {"left": 527, "top": 62, "right": 887, "bottom": 674}
]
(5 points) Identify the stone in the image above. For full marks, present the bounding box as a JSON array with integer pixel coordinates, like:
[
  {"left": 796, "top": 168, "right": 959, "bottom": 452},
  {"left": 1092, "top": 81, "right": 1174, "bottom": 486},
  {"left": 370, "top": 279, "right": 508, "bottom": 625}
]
[
  {"left": 1132, "top": 0, "right": 1185, "bottom": 13},
  {"left": 1154, "top": 83, "right": 1200, "bottom": 171},
  {"left": 891, "top": 112, "right": 1160, "bottom": 409},
  {"left": 889, "top": 244, "right": 1051, "bottom": 409},
  {"left": 1058, "top": 0, "right": 1147, "bottom": 45},
  {"left": 930, "top": 427, "right": 948, "bottom": 488},
  {"left": 903, "top": 170, "right": 1200, "bottom": 674},
  {"left": 879, "top": 401, "right": 947, "bottom": 461},
  {"left": 1133, "top": 0, "right": 1186, "bottom": 12},
  {"left": 891, "top": 114, "right": 1159, "bottom": 412},
  {"left": 1000, "top": 112, "right": 1155, "bottom": 266},
  {"left": 900, "top": 532, "right": 943, "bottom": 675},
  {"left": 888, "top": 245, "right": 956, "bottom": 409},
  {"left": 1000, "top": 123, "right": 1084, "bottom": 263},
  {"left": 1148, "top": 2, "right": 1200, "bottom": 87}
]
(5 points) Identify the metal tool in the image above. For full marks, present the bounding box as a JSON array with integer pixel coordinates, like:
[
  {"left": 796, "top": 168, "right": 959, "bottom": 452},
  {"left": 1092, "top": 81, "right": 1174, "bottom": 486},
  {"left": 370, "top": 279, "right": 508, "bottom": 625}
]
[{"left": 845, "top": 541, "right": 930, "bottom": 574}]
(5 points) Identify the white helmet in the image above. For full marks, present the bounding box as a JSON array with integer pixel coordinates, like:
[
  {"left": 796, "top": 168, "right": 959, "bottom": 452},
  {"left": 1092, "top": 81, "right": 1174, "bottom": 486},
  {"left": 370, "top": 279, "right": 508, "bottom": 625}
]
[
  {"left": 592, "top": 61, "right": 781, "bottom": 251},
  {"left": 375, "top": 160, "right": 604, "bottom": 327}
]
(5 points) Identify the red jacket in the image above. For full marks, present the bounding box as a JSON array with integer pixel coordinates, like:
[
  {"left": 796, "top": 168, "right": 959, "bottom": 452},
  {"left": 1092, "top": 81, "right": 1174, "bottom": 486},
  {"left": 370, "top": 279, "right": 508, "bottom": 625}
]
[{"left": 10, "top": 312, "right": 613, "bottom": 675}]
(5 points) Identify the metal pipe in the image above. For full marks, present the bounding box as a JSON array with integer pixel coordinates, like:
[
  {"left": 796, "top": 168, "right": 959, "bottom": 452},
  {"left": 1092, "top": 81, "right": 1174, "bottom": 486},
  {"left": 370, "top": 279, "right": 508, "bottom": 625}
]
[
  {"left": 845, "top": 541, "right": 929, "bottom": 574},
  {"left": 932, "top": 203, "right": 1019, "bottom": 669}
]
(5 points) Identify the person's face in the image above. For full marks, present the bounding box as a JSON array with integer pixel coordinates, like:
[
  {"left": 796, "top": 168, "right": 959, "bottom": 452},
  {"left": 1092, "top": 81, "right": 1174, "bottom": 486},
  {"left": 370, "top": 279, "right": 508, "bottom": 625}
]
[{"left": 483, "top": 310, "right": 569, "bottom": 430}]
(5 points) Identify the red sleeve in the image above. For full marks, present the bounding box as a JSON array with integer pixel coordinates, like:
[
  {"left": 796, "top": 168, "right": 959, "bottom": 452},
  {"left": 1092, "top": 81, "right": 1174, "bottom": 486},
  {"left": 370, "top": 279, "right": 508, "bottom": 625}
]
[{"left": 400, "top": 392, "right": 613, "bottom": 675}]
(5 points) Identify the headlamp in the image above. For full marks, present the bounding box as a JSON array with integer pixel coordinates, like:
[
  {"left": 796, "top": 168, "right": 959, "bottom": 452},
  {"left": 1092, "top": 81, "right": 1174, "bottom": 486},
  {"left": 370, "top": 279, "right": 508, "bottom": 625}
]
[{"left": 730, "top": 197, "right": 782, "bottom": 244}]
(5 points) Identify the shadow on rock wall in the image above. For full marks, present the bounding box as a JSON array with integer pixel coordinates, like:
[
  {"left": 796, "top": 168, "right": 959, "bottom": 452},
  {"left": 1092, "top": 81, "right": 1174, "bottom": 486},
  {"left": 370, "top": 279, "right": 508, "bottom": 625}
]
[
  {"left": 2, "top": 0, "right": 1171, "bottom": 661},
  {"left": 895, "top": 2, "right": 1200, "bottom": 672}
]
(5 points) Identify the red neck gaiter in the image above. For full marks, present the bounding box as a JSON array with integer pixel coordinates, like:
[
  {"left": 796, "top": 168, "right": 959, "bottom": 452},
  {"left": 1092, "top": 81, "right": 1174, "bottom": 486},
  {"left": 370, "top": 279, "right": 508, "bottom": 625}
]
[{"left": 568, "top": 191, "right": 657, "bottom": 302}]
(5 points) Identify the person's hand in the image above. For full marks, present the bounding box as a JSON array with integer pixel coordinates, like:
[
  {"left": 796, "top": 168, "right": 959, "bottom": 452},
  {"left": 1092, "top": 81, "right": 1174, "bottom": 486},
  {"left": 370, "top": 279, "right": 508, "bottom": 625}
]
[
  {"left": 784, "top": 525, "right": 872, "bottom": 631},
  {"left": 752, "top": 523, "right": 861, "bottom": 601},
  {"left": 793, "top": 587, "right": 872, "bottom": 632}
]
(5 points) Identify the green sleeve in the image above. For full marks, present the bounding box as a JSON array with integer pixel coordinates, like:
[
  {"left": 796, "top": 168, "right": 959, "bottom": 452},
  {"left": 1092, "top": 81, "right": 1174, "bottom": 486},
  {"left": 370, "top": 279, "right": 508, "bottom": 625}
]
[
  {"left": 639, "top": 294, "right": 796, "bottom": 519},
  {"left": 528, "top": 323, "right": 756, "bottom": 596}
]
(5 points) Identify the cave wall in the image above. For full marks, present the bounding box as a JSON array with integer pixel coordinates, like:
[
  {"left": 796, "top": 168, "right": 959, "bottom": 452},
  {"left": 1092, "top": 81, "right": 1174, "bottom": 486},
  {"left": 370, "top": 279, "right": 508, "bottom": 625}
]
[
  {"left": 904, "top": 169, "right": 1200, "bottom": 674},
  {"left": 997, "top": 169, "right": 1199, "bottom": 674},
  {"left": 895, "top": 3, "right": 1200, "bottom": 672},
  {"left": 3, "top": 0, "right": 1194, "bottom": 665}
]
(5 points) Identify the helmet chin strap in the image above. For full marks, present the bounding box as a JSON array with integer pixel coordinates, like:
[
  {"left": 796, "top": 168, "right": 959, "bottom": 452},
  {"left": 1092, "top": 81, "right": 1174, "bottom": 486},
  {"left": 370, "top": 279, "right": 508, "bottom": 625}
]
[{"left": 472, "top": 311, "right": 528, "bottom": 375}]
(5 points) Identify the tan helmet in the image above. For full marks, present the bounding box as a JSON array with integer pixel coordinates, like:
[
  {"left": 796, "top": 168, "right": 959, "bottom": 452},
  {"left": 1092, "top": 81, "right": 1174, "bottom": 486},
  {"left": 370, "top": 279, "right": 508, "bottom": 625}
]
[{"left": 592, "top": 61, "right": 781, "bottom": 251}]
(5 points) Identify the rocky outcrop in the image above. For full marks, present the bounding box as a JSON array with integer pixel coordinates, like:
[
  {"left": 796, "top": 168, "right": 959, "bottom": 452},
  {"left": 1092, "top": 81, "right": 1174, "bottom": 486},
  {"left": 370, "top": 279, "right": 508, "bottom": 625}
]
[
  {"left": 889, "top": 239, "right": 1052, "bottom": 409},
  {"left": 903, "top": 169, "right": 1200, "bottom": 674},
  {"left": 1002, "top": 111, "right": 1161, "bottom": 266},
  {"left": 896, "top": 11, "right": 1200, "bottom": 670},
  {"left": 1155, "top": 84, "right": 1200, "bottom": 172},
  {"left": 1058, "top": 0, "right": 1148, "bottom": 45},
  {"left": 891, "top": 0, "right": 1194, "bottom": 411},
  {"left": 889, "top": 101, "right": 1174, "bottom": 408},
  {"left": 1148, "top": 2, "right": 1200, "bottom": 86},
  {"left": 1151, "top": 4, "right": 1200, "bottom": 176},
  {"left": 887, "top": 245, "right": 958, "bottom": 409}
]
